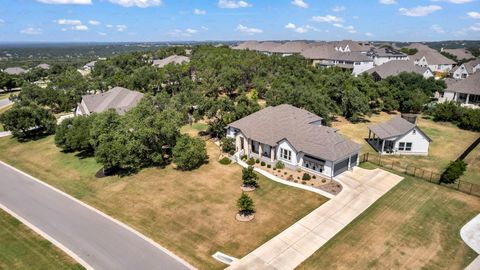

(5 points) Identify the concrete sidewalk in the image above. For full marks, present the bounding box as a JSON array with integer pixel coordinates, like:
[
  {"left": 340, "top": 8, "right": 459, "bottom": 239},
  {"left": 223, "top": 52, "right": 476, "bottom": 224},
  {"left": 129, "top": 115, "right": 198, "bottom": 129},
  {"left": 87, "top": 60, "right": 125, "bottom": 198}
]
[
  {"left": 227, "top": 167, "right": 403, "bottom": 270},
  {"left": 461, "top": 214, "right": 480, "bottom": 270}
]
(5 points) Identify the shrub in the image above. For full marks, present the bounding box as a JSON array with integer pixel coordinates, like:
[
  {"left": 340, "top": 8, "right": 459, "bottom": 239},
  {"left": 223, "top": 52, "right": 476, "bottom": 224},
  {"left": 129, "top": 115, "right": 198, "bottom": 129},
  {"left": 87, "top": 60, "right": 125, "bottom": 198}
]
[
  {"left": 273, "top": 167, "right": 276, "bottom": 171},
  {"left": 267, "top": 164, "right": 271, "bottom": 168},
  {"left": 242, "top": 166, "right": 258, "bottom": 187},
  {"left": 440, "top": 160, "right": 467, "bottom": 184},
  {"left": 241, "top": 154, "right": 247, "bottom": 161},
  {"left": 237, "top": 193, "right": 255, "bottom": 214},
  {"left": 284, "top": 172, "right": 287, "bottom": 175},
  {"left": 55, "top": 115, "right": 95, "bottom": 153},
  {"left": 312, "top": 175, "right": 316, "bottom": 179},
  {"left": 302, "top": 181, "right": 306, "bottom": 185},
  {"left": 255, "top": 159, "right": 260, "bottom": 164},
  {"left": 260, "top": 161, "right": 266, "bottom": 166},
  {"left": 275, "top": 161, "right": 285, "bottom": 169},
  {"left": 294, "top": 180, "right": 298, "bottom": 183},
  {"left": 288, "top": 175, "right": 294, "bottom": 180},
  {"left": 302, "top": 173, "right": 311, "bottom": 181},
  {"left": 321, "top": 179, "right": 326, "bottom": 183},
  {"left": 173, "top": 135, "right": 208, "bottom": 171},
  {"left": 246, "top": 157, "right": 255, "bottom": 166},
  {"left": 219, "top": 157, "right": 231, "bottom": 165},
  {"left": 220, "top": 137, "right": 235, "bottom": 154}
]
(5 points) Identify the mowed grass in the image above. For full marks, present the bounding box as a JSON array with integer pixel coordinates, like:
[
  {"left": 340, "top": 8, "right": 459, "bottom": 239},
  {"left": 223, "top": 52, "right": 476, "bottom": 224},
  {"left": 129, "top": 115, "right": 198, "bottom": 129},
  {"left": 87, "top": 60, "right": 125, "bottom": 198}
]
[
  {"left": 298, "top": 164, "right": 480, "bottom": 270},
  {"left": 460, "top": 145, "right": 480, "bottom": 186},
  {"left": 0, "top": 103, "right": 13, "bottom": 132},
  {"left": 333, "top": 112, "right": 480, "bottom": 182},
  {"left": 0, "top": 209, "right": 84, "bottom": 270},
  {"left": 0, "top": 135, "right": 326, "bottom": 269}
]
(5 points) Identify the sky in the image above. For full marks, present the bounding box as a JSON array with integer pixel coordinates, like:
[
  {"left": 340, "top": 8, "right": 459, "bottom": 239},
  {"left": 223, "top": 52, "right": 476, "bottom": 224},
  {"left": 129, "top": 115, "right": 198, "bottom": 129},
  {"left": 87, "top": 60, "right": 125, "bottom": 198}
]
[{"left": 0, "top": 0, "right": 479, "bottom": 42}]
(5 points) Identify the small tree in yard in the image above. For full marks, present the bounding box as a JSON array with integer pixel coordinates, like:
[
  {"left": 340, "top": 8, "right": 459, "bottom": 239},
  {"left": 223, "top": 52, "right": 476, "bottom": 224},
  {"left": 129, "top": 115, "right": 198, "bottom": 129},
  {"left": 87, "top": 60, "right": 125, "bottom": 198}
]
[
  {"left": 220, "top": 137, "right": 235, "bottom": 154},
  {"left": 0, "top": 104, "right": 56, "bottom": 139},
  {"left": 173, "top": 135, "right": 208, "bottom": 171},
  {"left": 242, "top": 166, "right": 258, "bottom": 187},
  {"left": 237, "top": 193, "right": 254, "bottom": 215},
  {"left": 440, "top": 160, "right": 467, "bottom": 184}
]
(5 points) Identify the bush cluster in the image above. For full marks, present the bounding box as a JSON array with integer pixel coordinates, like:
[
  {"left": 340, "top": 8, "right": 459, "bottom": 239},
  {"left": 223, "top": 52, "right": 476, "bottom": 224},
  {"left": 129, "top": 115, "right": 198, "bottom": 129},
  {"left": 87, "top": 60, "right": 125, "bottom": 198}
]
[
  {"left": 219, "top": 157, "right": 231, "bottom": 165},
  {"left": 440, "top": 160, "right": 467, "bottom": 184},
  {"left": 432, "top": 102, "right": 480, "bottom": 131}
]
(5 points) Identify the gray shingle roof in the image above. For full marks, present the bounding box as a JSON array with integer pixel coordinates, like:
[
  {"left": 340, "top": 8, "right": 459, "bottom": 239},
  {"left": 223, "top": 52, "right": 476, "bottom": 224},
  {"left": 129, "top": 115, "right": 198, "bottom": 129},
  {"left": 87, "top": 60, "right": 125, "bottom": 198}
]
[
  {"left": 253, "top": 42, "right": 281, "bottom": 52},
  {"left": 36, "top": 63, "right": 50, "bottom": 70},
  {"left": 368, "top": 47, "right": 407, "bottom": 58},
  {"left": 270, "top": 41, "right": 311, "bottom": 54},
  {"left": 84, "top": 61, "right": 96, "bottom": 68},
  {"left": 3, "top": 67, "right": 27, "bottom": 75},
  {"left": 331, "top": 40, "right": 373, "bottom": 52},
  {"left": 412, "top": 50, "right": 456, "bottom": 65},
  {"left": 81, "top": 87, "right": 144, "bottom": 115},
  {"left": 445, "top": 72, "right": 480, "bottom": 95},
  {"left": 443, "top": 48, "right": 474, "bottom": 61},
  {"left": 301, "top": 44, "right": 336, "bottom": 59},
  {"left": 365, "top": 60, "right": 430, "bottom": 79},
  {"left": 368, "top": 116, "right": 431, "bottom": 141},
  {"left": 232, "top": 41, "right": 261, "bottom": 50},
  {"left": 152, "top": 55, "right": 190, "bottom": 68},
  {"left": 227, "top": 104, "right": 361, "bottom": 161}
]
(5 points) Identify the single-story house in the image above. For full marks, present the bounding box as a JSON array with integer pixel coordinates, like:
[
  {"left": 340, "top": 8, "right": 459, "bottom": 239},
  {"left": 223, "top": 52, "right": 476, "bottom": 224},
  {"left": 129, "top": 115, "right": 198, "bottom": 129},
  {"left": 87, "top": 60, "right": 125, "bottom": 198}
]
[
  {"left": 364, "top": 60, "right": 433, "bottom": 81},
  {"left": 450, "top": 58, "right": 480, "bottom": 80},
  {"left": 75, "top": 86, "right": 144, "bottom": 116},
  {"left": 226, "top": 104, "right": 361, "bottom": 178},
  {"left": 440, "top": 72, "right": 480, "bottom": 108},
  {"left": 152, "top": 55, "right": 190, "bottom": 68},
  {"left": 269, "top": 41, "right": 312, "bottom": 56},
  {"left": 83, "top": 61, "right": 96, "bottom": 71},
  {"left": 231, "top": 41, "right": 261, "bottom": 51},
  {"left": 367, "top": 47, "right": 409, "bottom": 66},
  {"left": 368, "top": 116, "right": 431, "bottom": 156},
  {"left": 3, "top": 67, "right": 27, "bottom": 75},
  {"left": 251, "top": 42, "right": 281, "bottom": 55}
]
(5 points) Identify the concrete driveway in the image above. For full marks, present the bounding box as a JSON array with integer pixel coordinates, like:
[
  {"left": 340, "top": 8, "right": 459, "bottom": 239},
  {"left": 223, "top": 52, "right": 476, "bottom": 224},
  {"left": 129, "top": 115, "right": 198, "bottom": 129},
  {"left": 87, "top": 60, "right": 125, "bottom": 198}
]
[
  {"left": 227, "top": 167, "right": 403, "bottom": 270},
  {"left": 461, "top": 214, "right": 480, "bottom": 270},
  {"left": 0, "top": 98, "right": 13, "bottom": 109},
  {"left": 0, "top": 161, "right": 194, "bottom": 270}
]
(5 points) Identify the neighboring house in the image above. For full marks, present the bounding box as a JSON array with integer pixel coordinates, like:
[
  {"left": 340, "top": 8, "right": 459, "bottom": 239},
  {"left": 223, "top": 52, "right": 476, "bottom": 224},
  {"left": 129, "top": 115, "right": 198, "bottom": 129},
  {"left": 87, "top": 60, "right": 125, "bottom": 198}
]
[
  {"left": 440, "top": 72, "right": 480, "bottom": 108},
  {"left": 226, "top": 104, "right": 361, "bottom": 177},
  {"left": 3, "top": 67, "right": 27, "bottom": 75},
  {"left": 252, "top": 42, "right": 281, "bottom": 55},
  {"left": 152, "top": 55, "right": 190, "bottom": 68},
  {"left": 368, "top": 116, "right": 431, "bottom": 156},
  {"left": 411, "top": 50, "right": 456, "bottom": 73},
  {"left": 36, "top": 63, "right": 50, "bottom": 70},
  {"left": 367, "top": 47, "right": 409, "bottom": 66},
  {"left": 231, "top": 41, "right": 261, "bottom": 50},
  {"left": 441, "top": 48, "right": 474, "bottom": 61},
  {"left": 75, "top": 86, "right": 144, "bottom": 116},
  {"left": 364, "top": 60, "right": 433, "bottom": 81},
  {"left": 269, "top": 41, "right": 311, "bottom": 56},
  {"left": 331, "top": 40, "right": 372, "bottom": 53},
  {"left": 450, "top": 58, "right": 480, "bottom": 80},
  {"left": 83, "top": 61, "right": 96, "bottom": 71}
]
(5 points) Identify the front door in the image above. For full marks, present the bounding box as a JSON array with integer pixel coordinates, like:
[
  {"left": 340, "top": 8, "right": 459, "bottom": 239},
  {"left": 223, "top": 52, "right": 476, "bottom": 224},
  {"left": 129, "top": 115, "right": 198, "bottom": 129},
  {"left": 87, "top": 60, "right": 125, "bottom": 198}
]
[{"left": 240, "top": 137, "right": 244, "bottom": 151}]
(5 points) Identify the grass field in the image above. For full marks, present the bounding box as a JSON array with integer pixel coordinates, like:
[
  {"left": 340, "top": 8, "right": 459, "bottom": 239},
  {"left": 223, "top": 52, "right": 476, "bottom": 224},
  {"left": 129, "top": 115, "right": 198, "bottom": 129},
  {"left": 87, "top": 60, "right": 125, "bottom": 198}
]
[
  {"left": 298, "top": 162, "right": 480, "bottom": 270},
  {"left": 0, "top": 133, "right": 326, "bottom": 269},
  {"left": 0, "top": 103, "right": 13, "bottom": 132},
  {"left": 333, "top": 112, "right": 480, "bottom": 183},
  {"left": 460, "top": 145, "right": 480, "bottom": 186},
  {"left": 0, "top": 209, "right": 84, "bottom": 270}
]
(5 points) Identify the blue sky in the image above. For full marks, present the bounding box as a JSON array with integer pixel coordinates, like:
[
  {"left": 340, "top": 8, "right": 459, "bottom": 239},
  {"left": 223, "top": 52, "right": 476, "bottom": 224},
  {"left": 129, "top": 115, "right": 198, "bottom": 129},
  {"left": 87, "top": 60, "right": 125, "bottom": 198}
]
[{"left": 1, "top": 0, "right": 479, "bottom": 42}]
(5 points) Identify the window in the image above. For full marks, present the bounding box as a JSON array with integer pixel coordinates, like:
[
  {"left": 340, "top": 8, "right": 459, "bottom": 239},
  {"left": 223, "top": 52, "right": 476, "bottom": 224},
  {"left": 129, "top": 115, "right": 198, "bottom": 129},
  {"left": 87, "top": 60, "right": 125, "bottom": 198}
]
[
  {"left": 399, "top": 142, "right": 412, "bottom": 151},
  {"left": 280, "top": 148, "right": 292, "bottom": 161},
  {"left": 399, "top": 142, "right": 405, "bottom": 151},
  {"left": 405, "top": 143, "right": 412, "bottom": 151},
  {"left": 412, "top": 129, "right": 416, "bottom": 135}
]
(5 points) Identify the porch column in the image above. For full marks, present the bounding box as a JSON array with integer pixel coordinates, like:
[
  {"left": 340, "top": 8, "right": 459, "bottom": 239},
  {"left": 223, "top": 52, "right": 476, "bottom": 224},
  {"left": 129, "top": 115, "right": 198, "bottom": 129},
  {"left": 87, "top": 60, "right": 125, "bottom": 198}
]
[
  {"left": 270, "top": 147, "right": 275, "bottom": 162},
  {"left": 235, "top": 135, "right": 241, "bottom": 152},
  {"left": 466, "top": 94, "right": 470, "bottom": 105},
  {"left": 368, "top": 130, "right": 371, "bottom": 140},
  {"left": 259, "top": 144, "right": 263, "bottom": 159},
  {"left": 245, "top": 139, "right": 250, "bottom": 156},
  {"left": 381, "top": 140, "right": 385, "bottom": 154}
]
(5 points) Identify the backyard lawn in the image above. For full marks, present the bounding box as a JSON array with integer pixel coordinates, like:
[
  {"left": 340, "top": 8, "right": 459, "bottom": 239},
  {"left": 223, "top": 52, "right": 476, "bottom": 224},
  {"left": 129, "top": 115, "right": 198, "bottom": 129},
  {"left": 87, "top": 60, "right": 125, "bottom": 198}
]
[
  {"left": 333, "top": 112, "right": 480, "bottom": 183},
  {"left": 0, "top": 132, "right": 326, "bottom": 269},
  {"left": 0, "top": 209, "right": 83, "bottom": 270},
  {"left": 459, "top": 145, "right": 480, "bottom": 186},
  {"left": 298, "top": 163, "right": 480, "bottom": 270}
]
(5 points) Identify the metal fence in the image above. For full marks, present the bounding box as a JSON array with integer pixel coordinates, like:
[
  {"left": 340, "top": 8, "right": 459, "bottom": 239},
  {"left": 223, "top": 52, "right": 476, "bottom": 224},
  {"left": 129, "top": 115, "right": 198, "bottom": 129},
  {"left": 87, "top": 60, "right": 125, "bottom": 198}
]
[{"left": 360, "top": 153, "right": 480, "bottom": 197}]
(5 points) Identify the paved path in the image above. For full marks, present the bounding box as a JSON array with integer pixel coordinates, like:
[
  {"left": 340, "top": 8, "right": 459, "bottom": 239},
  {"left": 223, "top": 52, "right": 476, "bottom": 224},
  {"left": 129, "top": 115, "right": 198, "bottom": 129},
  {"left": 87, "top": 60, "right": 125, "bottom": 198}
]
[
  {"left": 0, "top": 161, "right": 194, "bottom": 270},
  {"left": 227, "top": 167, "right": 403, "bottom": 270},
  {"left": 461, "top": 213, "right": 480, "bottom": 270},
  {"left": 0, "top": 98, "right": 13, "bottom": 109}
]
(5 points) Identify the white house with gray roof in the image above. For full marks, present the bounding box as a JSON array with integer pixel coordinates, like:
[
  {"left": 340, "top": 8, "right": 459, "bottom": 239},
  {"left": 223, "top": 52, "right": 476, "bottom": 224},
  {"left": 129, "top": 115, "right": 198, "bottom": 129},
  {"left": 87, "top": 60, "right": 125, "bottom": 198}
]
[
  {"left": 450, "top": 58, "right": 480, "bottom": 80},
  {"left": 412, "top": 50, "right": 456, "bottom": 73},
  {"left": 226, "top": 104, "right": 361, "bottom": 177},
  {"left": 368, "top": 116, "right": 431, "bottom": 156},
  {"left": 75, "top": 87, "right": 144, "bottom": 116},
  {"left": 364, "top": 60, "right": 433, "bottom": 81},
  {"left": 152, "top": 55, "right": 190, "bottom": 68},
  {"left": 367, "top": 47, "right": 409, "bottom": 66},
  {"left": 440, "top": 72, "right": 480, "bottom": 108}
]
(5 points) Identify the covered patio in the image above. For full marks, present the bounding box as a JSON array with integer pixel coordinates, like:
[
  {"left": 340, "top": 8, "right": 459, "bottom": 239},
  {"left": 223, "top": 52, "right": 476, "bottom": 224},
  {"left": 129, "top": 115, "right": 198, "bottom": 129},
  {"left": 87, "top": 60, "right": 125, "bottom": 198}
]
[{"left": 367, "top": 130, "right": 395, "bottom": 154}]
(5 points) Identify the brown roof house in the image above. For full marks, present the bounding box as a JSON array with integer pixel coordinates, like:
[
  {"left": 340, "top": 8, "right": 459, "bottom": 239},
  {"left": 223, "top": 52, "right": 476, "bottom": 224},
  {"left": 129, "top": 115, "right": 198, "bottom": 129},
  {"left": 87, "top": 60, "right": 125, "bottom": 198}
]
[
  {"left": 441, "top": 72, "right": 480, "bottom": 108},
  {"left": 269, "top": 41, "right": 312, "bottom": 56},
  {"left": 226, "top": 104, "right": 361, "bottom": 177},
  {"left": 75, "top": 87, "right": 144, "bottom": 116},
  {"left": 365, "top": 60, "right": 433, "bottom": 80},
  {"left": 368, "top": 116, "right": 432, "bottom": 155},
  {"left": 152, "top": 55, "right": 190, "bottom": 68}
]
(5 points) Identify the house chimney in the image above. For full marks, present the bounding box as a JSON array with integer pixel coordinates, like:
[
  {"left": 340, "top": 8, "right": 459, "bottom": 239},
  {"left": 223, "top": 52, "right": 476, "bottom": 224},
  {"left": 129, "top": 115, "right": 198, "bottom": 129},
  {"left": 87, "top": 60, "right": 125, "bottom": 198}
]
[{"left": 401, "top": 114, "right": 418, "bottom": 124}]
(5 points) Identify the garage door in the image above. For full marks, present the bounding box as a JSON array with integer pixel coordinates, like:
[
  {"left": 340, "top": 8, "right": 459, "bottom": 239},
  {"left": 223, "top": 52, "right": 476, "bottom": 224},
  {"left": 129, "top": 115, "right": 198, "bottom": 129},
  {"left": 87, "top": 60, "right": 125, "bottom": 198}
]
[
  {"left": 350, "top": 154, "right": 358, "bottom": 166},
  {"left": 333, "top": 158, "right": 349, "bottom": 176}
]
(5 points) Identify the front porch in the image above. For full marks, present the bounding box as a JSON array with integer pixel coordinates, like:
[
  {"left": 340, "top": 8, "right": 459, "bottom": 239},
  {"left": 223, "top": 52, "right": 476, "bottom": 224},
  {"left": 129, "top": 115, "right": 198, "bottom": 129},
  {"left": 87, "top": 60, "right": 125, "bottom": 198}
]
[{"left": 367, "top": 130, "right": 395, "bottom": 154}]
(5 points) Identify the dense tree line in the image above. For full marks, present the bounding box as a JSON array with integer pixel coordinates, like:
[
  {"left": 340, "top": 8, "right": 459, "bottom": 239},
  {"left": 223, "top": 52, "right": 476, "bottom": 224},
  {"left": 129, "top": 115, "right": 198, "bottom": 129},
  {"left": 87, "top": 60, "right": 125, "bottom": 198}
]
[{"left": 430, "top": 101, "right": 480, "bottom": 131}]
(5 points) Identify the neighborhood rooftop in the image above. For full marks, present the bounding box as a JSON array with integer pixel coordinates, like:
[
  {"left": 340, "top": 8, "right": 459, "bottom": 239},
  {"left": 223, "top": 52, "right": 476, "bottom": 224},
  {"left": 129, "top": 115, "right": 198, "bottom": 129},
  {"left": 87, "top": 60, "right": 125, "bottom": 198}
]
[
  {"left": 269, "top": 41, "right": 312, "bottom": 54},
  {"left": 78, "top": 86, "right": 144, "bottom": 115},
  {"left": 412, "top": 49, "right": 456, "bottom": 65},
  {"left": 368, "top": 116, "right": 429, "bottom": 140},
  {"left": 227, "top": 104, "right": 361, "bottom": 161},
  {"left": 152, "top": 55, "right": 190, "bottom": 68},
  {"left": 365, "top": 60, "right": 429, "bottom": 78},
  {"left": 445, "top": 71, "right": 480, "bottom": 95}
]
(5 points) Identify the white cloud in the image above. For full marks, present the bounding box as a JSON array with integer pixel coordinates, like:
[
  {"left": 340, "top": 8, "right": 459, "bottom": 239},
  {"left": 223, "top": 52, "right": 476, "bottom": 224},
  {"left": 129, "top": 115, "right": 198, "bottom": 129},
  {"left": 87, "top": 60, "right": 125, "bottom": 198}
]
[
  {"left": 294, "top": 27, "right": 308, "bottom": 33},
  {"left": 194, "top": 9, "right": 206, "bottom": 15},
  {"left": 201, "top": 26, "right": 209, "bottom": 30},
  {"left": 470, "top": 23, "right": 480, "bottom": 31},
  {"left": 235, "top": 24, "right": 263, "bottom": 34},
  {"left": 36, "top": 0, "right": 91, "bottom": 4},
  {"left": 332, "top": 23, "right": 357, "bottom": 33},
  {"left": 186, "top": 28, "right": 198, "bottom": 34},
  {"left": 73, "top": 25, "right": 88, "bottom": 31},
  {"left": 332, "top": 5, "right": 346, "bottom": 12},
  {"left": 431, "top": 24, "right": 445, "bottom": 33},
  {"left": 379, "top": 0, "right": 397, "bottom": 5},
  {"left": 312, "top": 14, "right": 343, "bottom": 23},
  {"left": 291, "top": 0, "right": 308, "bottom": 8},
  {"left": 56, "top": 19, "right": 82, "bottom": 25},
  {"left": 169, "top": 28, "right": 200, "bottom": 37},
  {"left": 305, "top": 25, "right": 321, "bottom": 32},
  {"left": 365, "top": 32, "right": 374, "bottom": 37},
  {"left": 116, "top": 25, "right": 127, "bottom": 32},
  {"left": 20, "top": 27, "right": 42, "bottom": 35},
  {"left": 98, "top": 32, "right": 107, "bottom": 36},
  {"left": 467, "top": 11, "right": 480, "bottom": 19},
  {"left": 285, "top": 23, "right": 296, "bottom": 29},
  {"left": 431, "top": 0, "right": 473, "bottom": 3},
  {"left": 108, "top": 0, "right": 162, "bottom": 8},
  {"left": 399, "top": 5, "right": 442, "bottom": 17},
  {"left": 353, "top": 15, "right": 360, "bottom": 19},
  {"left": 89, "top": 20, "right": 100, "bottom": 25},
  {"left": 218, "top": 0, "right": 251, "bottom": 8},
  {"left": 61, "top": 28, "right": 67, "bottom": 31},
  {"left": 106, "top": 24, "right": 113, "bottom": 28},
  {"left": 285, "top": 23, "right": 309, "bottom": 33}
]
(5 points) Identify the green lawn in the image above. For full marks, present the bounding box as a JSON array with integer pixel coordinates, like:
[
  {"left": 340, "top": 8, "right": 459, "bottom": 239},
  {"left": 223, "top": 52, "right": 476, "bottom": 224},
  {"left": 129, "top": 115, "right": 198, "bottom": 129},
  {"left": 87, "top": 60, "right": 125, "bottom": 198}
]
[
  {"left": 459, "top": 144, "right": 480, "bottom": 186},
  {"left": 0, "top": 209, "right": 84, "bottom": 270},
  {"left": 0, "top": 135, "right": 326, "bottom": 269},
  {"left": 333, "top": 112, "right": 480, "bottom": 184},
  {"left": 298, "top": 163, "right": 480, "bottom": 270}
]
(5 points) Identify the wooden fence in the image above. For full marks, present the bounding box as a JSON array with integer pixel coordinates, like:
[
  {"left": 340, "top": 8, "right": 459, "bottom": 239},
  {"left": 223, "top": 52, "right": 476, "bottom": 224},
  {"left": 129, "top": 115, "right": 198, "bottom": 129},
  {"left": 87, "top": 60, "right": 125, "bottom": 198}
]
[{"left": 360, "top": 153, "right": 480, "bottom": 197}]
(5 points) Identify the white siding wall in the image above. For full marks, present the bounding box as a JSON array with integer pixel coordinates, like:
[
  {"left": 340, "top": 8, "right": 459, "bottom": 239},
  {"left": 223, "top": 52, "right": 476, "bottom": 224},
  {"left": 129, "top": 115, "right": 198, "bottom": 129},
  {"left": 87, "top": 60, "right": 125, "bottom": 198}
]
[
  {"left": 374, "top": 56, "right": 408, "bottom": 66},
  {"left": 452, "top": 64, "right": 469, "bottom": 79},
  {"left": 323, "top": 160, "right": 334, "bottom": 177},
  {"left": 277, "top": 140, "right": 299, "bottom": 166},
  {"left": 428, "top": 64, "right": 453, "bottom": 73},
  {"left": 394, "top": 128, "right": 429, "bottom": 155},
  {"left": 226, "top": 127, "right": 237, "bottom": 138},
  {"left": 423, "top": 70, "right": 434, "bottom": 79},
  {"left": 352, "top": 61, "right": 374, "bottom": 76}
]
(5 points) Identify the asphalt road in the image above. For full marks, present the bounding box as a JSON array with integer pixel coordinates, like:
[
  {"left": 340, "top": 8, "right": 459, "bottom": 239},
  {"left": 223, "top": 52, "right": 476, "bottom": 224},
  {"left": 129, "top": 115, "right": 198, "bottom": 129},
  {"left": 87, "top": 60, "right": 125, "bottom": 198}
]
[
  {"left": 0, "top": 98, "right": 12, "bottom": 108},
  {"left": 0, "top": 162, "right": 193, "bottom": 270}
]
